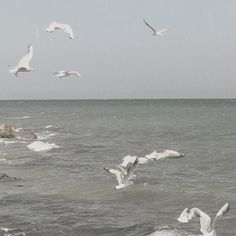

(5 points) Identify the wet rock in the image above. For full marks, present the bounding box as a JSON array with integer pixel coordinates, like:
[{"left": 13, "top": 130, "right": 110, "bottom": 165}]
[
  {"left": 21, "top": 130, "right": 37, "bottom": 140},
  {"left": 0, "top": 123, "right": 15, "bottom": 138},
  {"left": 0, "top": 173, "right": 22, "bottom": 182}
]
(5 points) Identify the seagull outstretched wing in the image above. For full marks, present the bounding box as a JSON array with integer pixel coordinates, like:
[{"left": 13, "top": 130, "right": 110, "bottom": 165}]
[
  {"left": 46, "top": 22, "right": 74, "bottom": 39},
  {"left": 158, "top": 28, "right": 169, "bottom": 34},
  {"left": 212, "top": 202, "right": 229, "bottom": 229},
  {"left": 125, "top": 157, "right": 139, "bottom": 181},
  {"left": 143, "top": 19, "right": 156, "bottom": 34},
  {"left": 18, "top": 45, "right": 33, "bottom": 68},
  {"left": 177, "top": 207, "right": 211, "bottom": 234},
  {"left": 104, "top": 168, "right": 123, "bottom": 185}
]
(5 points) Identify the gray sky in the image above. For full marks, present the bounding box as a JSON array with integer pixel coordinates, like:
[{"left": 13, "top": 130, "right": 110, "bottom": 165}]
[{"left": 1, "top": 0, "right": 236, "bottom": 99}]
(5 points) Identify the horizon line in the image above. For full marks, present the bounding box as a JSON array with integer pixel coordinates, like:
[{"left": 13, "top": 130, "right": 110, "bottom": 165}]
[{"left": 0, "top": 98, "right": 236, "bottom": 101}]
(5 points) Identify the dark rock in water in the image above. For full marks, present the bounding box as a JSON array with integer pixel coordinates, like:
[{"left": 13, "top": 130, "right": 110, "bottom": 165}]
[
  {"left": 0, "top": 123, "right": 15, "bottom": 138},
  {"left": 0, "top": 173, "right": 22, "bottom": 182},
  {"left": 21, "top": 130, "right": 37, "bottom": 140}
]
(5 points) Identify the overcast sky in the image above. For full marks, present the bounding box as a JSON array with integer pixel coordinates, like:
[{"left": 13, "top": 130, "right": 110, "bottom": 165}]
[{"left": 0, "top": 0, "right": 236, "bottom": 99}]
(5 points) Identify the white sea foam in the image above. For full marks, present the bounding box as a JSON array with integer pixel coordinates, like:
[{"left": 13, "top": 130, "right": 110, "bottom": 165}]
[
  {"left": 0, "top": 158, "right": 9, "bottom": 163},
  {"left": 2, "top": 140, "right": 18, "bottom": 144},
  {"left": 27, "top": 141, "right": 60, "bottom": 152},
  {"left": 36, "top": 131, "right": 57, "bottom": 140},
  {"left": 0, "top": 138, "right": 26, "bottom": 145},
  {"left": 12, "top": 127, "right": 23, "bottom": 132},
  {"left": 0, "top": 226, "right": 26, "bottom": 236},
  {"left": 45, "top": 125, "right": 53, "bottom": 128},
  {"left": 8, "top": 116, "right": 31, "bottom": 120},
  {"left": 148, "top": 229, "right": 191, "bottom": 236}
]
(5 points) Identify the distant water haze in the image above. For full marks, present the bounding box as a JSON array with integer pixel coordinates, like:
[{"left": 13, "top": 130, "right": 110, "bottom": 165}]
[{"left": 1, "top": 0, "right": 236, "bottom": 99}]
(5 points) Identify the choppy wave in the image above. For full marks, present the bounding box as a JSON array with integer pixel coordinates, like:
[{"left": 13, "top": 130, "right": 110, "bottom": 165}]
[{"left": 27, "top": 141, "right": 60, "bottom": 152}]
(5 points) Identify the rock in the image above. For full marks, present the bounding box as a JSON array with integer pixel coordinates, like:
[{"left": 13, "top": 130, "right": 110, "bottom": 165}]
[
  {"left": 0, "top": 123, "right": 15, "bottom": 138},
  {"left": 0, "top": 173, "right": 22, "bottom": 182},
  {"left": 21, "top": 130, "right": 37, "bottom": 140}
]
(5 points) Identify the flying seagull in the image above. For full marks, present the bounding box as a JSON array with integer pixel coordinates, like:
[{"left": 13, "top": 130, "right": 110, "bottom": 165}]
[
  {"left": 177, "top": 202, "right": 230, "bottom": 236},
  {"left": 143, "top": 19, "right": 169, "bottom": 36},
  {"left": 46, "top": 22, "right": 74, "bottom": 39},
  {"left": 53, "top": 70, "right": 81, "bottom": 78},
  {"left": 9, "top": 45, "right": 34, "bottom": 77},
  {"left": 120, "top": 150, "right": 184, "bottom": 168},
  {"left": 104, "top": 157, "right": 139, "bottom": 190}
]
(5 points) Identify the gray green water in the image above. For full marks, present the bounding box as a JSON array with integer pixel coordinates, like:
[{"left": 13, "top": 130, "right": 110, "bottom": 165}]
[{"left": 0, "top": 100, "right": 235, "bottom": 235}]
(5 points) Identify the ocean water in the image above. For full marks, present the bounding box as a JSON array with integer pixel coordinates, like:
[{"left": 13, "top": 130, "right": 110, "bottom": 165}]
[{"left": 0, "top": 100, "right": 235, "bottom": 236}]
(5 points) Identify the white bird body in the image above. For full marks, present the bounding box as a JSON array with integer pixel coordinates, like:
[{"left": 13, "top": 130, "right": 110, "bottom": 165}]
[
  {"left": 46, "top": 22, "right": 74, "bottom": 39},
  {"left": 9, "top": 45, "right": 33, "bottom": 77},
  {"left": 177, "top": 203, "right": 229, "bottom": 236},
  {"left": 104, "top": 158, "right": 138, "bottom": 190},
  {"left": 143, "top": 19, "right": 169, "bottom": 36},
  {"left": 53, "top": 70, "right": 81, "bottom": 78}
]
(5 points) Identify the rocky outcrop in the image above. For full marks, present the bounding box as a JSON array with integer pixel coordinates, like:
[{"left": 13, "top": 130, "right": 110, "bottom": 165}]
[
  {"left": 0, "top": 173, "right": 22, "bottom": 182},
  {"left": 21, "top": 130, "right": 37, "bottom": 140},
  {"left": 0, "top": 123, "right": 15, "bottom": 138}
]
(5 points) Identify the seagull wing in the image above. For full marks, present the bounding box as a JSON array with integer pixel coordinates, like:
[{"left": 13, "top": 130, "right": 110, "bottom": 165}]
[
  {"left": 190, "top": 208, "right": 212, "bottom": 234},
  {"left": 18, "top": 45, "right": 33, "bottom": 68},
  {"left": 120, "top": 155, "right": 137, "bottom": 168},
  {"left": 177, "top": 207, "right": 211, "bottom": 234},
  {"left": 159, "top": 150, "right": 183, "bottom": 159},
  {"left": 46, "top": 22, "right": 57, "bottom": 32},
  {"left": 177, "top": 208, "right": 190, "bottom": 223},
  {"left": 104, "top": 168, "right": 123, "bottom": 185},
  {"left": 143, "top": 19, "right": 156, "bottom": 34},
  {"left": 53, "top": 70, "right": 66, "bottom": 74},
  {"left": 116, "top": 165, "right": 128, "bottom": 175},
  {"left": 54, "top": 71, "right": 66, "bottom": 78},
  {"left": 125, "top": 157, "right": 139, "bottom": 180},
  {"left": 62, "top": 24, "right": 74, "bottom": 39},
  {"left": 145, "top": 151, "right": 160, "bottom": 160},
  {"left": 69, "top": 71, "right": 81, "bottom": 77},
  {"left": 211, "top": 202, "right": 229, "bottom": 229},
  {"left": 215, "top": 202, "right": 230, "bottom": 218},
  {"left": 158, "top": 28, "right": 169, "bottom": 34}
]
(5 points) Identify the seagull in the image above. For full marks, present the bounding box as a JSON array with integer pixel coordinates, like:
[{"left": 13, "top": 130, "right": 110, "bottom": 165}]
[
  {"left": 53, "top": 70, "right": 81, "bottom": 78},
  {"left": 143, "top": 19, "right": 169, "bottom": 36},
  {"left": 145, "top": 150, "right": 185, "bottom": 161},
  {"left": 46, "top": 22, "right": 74, "bottom": 39},
  {"left": 177, "top": 202, "right": 230, "bottom": 236},
  {"left": 120, "top": 150, "right": 184, "bottom": 168},
  {"left": 9, "top": 45, "right": 33, "bottom": 77},
  {"left": 104, "top": 157, "right": 139, "bottom": 190}
]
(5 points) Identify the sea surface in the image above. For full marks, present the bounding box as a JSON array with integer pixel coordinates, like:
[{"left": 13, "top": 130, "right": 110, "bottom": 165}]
[{"left": 0, "top": 100, "right": 235, "bottom": 236}]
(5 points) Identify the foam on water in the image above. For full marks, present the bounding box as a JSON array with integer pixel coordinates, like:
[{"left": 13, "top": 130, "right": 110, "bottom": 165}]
[
  {"left": 12, "top": 127, "right": 23, "bottom": 133},
  {"left": 148, "top": 229, "right": 194, "bottom": 236},
  {"left": 0, "top": 226, "right": 25, "bottom": 236},
  {"left": 45, "top": 125, "right": 54, "bottom": 128},
  {"left": 27, "top": 141, "right": 60, "bottom": 152},
  {"left": 7, "top": 116, "right": 31, "bottom": 120},
  {"left": 36, "top": 131, "right": 57, "bottom": 140},
  {"left": 0, "top": 139, "right": 25, "bottom": 145}
]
